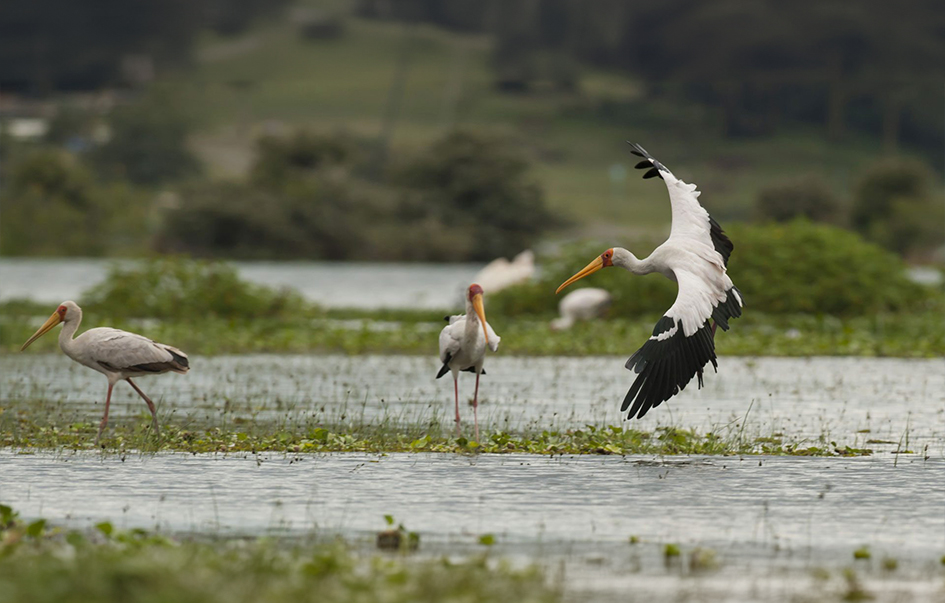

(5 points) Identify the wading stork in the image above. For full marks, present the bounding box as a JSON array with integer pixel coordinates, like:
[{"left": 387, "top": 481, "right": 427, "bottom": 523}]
[
  {"left": 556, "top": 143, "right": 743, "bottom": 420},
  {"left": 550, "top": 287, "right": 612, "bottom": 331},
  {"left": 20, "top": 301, "right": 189, "bottom": 443},
  {"left": 437, "top": 284, "right": 500, "bottom": 441}
]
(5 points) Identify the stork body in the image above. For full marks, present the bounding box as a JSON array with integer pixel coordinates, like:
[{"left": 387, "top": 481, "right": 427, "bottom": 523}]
[
  {"left": 550, "top": 287, "right": 612, "bottom": 330},
  {"left": 437, "top": 284, "right": 500, "bottom": 441},
  {"left": 557, "top": 143, "right": 743, "bottom": 420},
  {"left": 20, "top": 301, "right": 189, "bottom": 442}
]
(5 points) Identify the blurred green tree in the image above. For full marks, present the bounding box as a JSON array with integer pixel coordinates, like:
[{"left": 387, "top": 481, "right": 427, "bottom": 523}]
[
  {"left": 91, "top": 90, "right": 200, "bottom": 185},
  {"left": 393, "top": 130, "right": 558, "bottom": 261},
  {"left": 851, "top": 159, "right": 944, "bottom": 256},
  {"left": 0, "top": 150, "right": 150, "bottom": 256},
  {"left": 755, "top": 176, "right": 843, "bottom": 224}
]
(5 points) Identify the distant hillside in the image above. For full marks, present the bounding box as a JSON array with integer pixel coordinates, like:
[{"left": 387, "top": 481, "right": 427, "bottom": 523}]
[{"left": 156, "top": 5, "right": 939, "bottom": 239}]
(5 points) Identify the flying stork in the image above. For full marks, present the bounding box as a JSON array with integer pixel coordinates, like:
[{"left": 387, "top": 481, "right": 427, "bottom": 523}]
[
  {"left": 20, "top": 301, "right": 189, "bottom": 443},
  {"left": 437, "top": 284, "right": 500, "bottom": 441},
  {"left": 556, "top": 143, "right": 743, "bottom": 420}
]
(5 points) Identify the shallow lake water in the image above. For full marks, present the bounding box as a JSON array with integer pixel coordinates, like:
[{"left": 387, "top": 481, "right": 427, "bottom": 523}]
[
  {"left": 1, "top": 451, "right": 943, "bottom": 602},
  {"left": 3, "top": 351, "right": 945, "bottom": 601},
  {"left": 0, "top": 258, "right": 482, "bottom": 309},
  {"left": 3, "top": 354, "right": 943, "bottom": 452}
]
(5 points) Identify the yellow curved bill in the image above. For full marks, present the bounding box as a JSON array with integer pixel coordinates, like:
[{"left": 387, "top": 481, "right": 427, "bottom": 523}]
[
  {"left": 556, "top": 256, "right": 605, "bottom": 294},
  {"left": 20, "top": 311, "right": 63, "bottom": 351},
  {"left": 471, "top": 293, "right": 489, "bottom": 345}
]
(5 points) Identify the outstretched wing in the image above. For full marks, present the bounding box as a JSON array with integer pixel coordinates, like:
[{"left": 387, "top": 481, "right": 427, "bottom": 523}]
[
  {"left": 81, "top": 328, "right": 189, "bottom": 374},
  {"left": 628, "top": 142, "right": 733, "bottom": 266},
  {"left": 621, "top": 270, "right": 742, "bottom": 420}
]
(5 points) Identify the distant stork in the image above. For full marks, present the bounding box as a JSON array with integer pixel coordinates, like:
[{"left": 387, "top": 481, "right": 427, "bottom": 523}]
[
  {"left": 550, "top": 287, "right": 612, "bottom": 330},
  {"left": 474, "top": 250, "right": 535, "bottom": 293},
  {"left": 556, "top": 143, "right": 743, "bottom": 420},
  {"left": 437, "top": 284, "right": 500, "bottom": 441},
  {"left": 20, "top": 301, "right": 189, "bottom": 443}
]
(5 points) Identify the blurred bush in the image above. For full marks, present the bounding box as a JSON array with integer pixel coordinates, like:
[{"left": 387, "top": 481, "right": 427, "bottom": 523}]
[
  {"left": 158, "top": 129, "right": 558, "bottom": 261},
  {"left": 754, "top": 176, "right": 843, "bottom": 224},
  {"left": 158, "top": 131, "right": 373, "bottom": 259},
  {"left": 492, "top": 221, "right": 937, "bottom": 318},
  {"left": 725, "top": 221, "right": 934, "bottom": 314},
  {"left": 851, "top": 159, "right": 944, "bottom": 257},
  {"left": 82, "top": 258, "right": 307, "bottom": 320},
  {"left": 91, "top": 90, "right": 200, "bottom": 186},
  {"left": 250, "top": 130, "right": 361, "bottom": 187},
  {"left": 157, "top": 177, "right": 371, "bottom": 260},
  {"left": 392, "top": 131, "right": 558, "bottom": 261},
  {"left": 0, "top": 150, "right": 151, "bottom": 256}
]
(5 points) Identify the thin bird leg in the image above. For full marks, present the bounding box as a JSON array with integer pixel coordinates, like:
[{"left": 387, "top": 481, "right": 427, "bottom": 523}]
[
  {"left": 96, "top": 383, "right": 114, "bottom": 445},
  {"left": 127, "top": 378, "right": 161, "bottom": 436},
  {"left": 473, "top": 371, "right": 481, "bottom": 442},
  {"left": 453, "top": 375, "right": 461, "bottom": 437}
]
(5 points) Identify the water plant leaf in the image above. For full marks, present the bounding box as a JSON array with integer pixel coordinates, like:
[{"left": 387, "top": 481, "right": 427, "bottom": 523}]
[{"left": 26, "top": 519, "right": 46, "bottom": 538}]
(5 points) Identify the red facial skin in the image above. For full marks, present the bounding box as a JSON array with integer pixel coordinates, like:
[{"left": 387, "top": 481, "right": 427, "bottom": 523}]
[
  {"left": 57, "top": 305, "right": 67, "bottom": 319},
  {"left": 468, "top": 284, "right": 484, "bottom": 300},
  {"left": 600, "top": 249, "right": 614, "bottom": 267}
]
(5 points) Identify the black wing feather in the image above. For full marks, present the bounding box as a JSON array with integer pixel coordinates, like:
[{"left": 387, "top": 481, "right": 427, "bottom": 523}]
[
  {"left": 436, "top": 352, "right": 452, "bottom": 379},
  {"left": 622, "top": 317, "right": 719, "bottom": 420}
]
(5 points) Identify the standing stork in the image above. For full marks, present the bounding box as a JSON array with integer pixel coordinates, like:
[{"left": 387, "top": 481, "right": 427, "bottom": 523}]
[
  {"left": 437, "top": 284, "right": 500, "bottom": 441},
  {"left": 556, "top": 143, "right": 743, "bottom": 420},
  {"left": 20, "top": 301, "right": 189, "bottom": 443}
]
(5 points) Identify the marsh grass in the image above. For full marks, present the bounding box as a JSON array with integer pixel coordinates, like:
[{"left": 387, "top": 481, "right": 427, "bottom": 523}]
[
  {"left": 1, "top": 404, "right": 871, "bottom": 457},
  {"left": 4, "top": 301, "right": 941, "bottom": 357},
  {"left": 0, "top": 508, "right": 559, "bottom": 603}
]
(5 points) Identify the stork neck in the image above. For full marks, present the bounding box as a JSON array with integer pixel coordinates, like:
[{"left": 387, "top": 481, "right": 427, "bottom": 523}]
[
  {"left": 58, "top": 315, "right": 82, "bottom": 358},
  {"left": 615, "top": 250, "right": 652, "bottom": 276}
]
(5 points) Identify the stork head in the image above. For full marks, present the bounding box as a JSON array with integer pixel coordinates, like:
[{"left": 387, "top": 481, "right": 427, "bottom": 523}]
[
  {"left": 556, "top": 248, "right": 615, "bottom": 294},
  {"left": 20, "top": 301, "right": 80, "bottom": 351},
  {"left": 466, "top": 284, "right": 489, "bottom": 344}
]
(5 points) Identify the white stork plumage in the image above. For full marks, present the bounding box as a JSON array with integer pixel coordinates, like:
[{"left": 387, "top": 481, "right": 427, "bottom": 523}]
[
  {"left": 556, "top": 143, "right": 743, "bottom": 420},
  {"left": 473, "top": 250, "right": 535, "bottom": 293},
  {"left": 20, "top": 301, "right": 189, "bottom": 442},
  {"left": 550, "top": 287, "right": 613, "bottom": 330},
  {"left": 437, "top": 284, "right": 500, "bottom": 441}
]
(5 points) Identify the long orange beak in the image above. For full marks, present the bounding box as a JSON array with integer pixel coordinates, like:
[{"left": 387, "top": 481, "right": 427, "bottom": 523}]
[
  {"left": 556, "top": 256, "right": 605, "bottom": 294},
  {"left": 21, "top": 311, "right": 63, "bottom": 351},
  {"left": 471, "top": 293, "right": 489, "bottom": 345}
]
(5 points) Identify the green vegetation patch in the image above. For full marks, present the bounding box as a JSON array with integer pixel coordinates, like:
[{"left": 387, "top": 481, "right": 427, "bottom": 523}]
[
  {"left": 3, "top": 252, "right": 941, "bottom": 357},
  {"left": 0, "top": 506, "right": 559, "bottom": 603},
  {"left": 0, "top": 415, "right": 871, "bottom": 457}
]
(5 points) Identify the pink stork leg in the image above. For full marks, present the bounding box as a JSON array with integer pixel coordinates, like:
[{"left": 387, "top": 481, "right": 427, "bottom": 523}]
[
  {"left": 472, "top": 371, "right": 481, "bottom": 442},
  {"left": 453, "top": 374, "right": 461, "bottom": 437},
  {"left": 96, "top": 383, "right": 114, "bottom": 444},
  {"left": 127, "top": 378, "right": 161, "bottom": 436}
]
